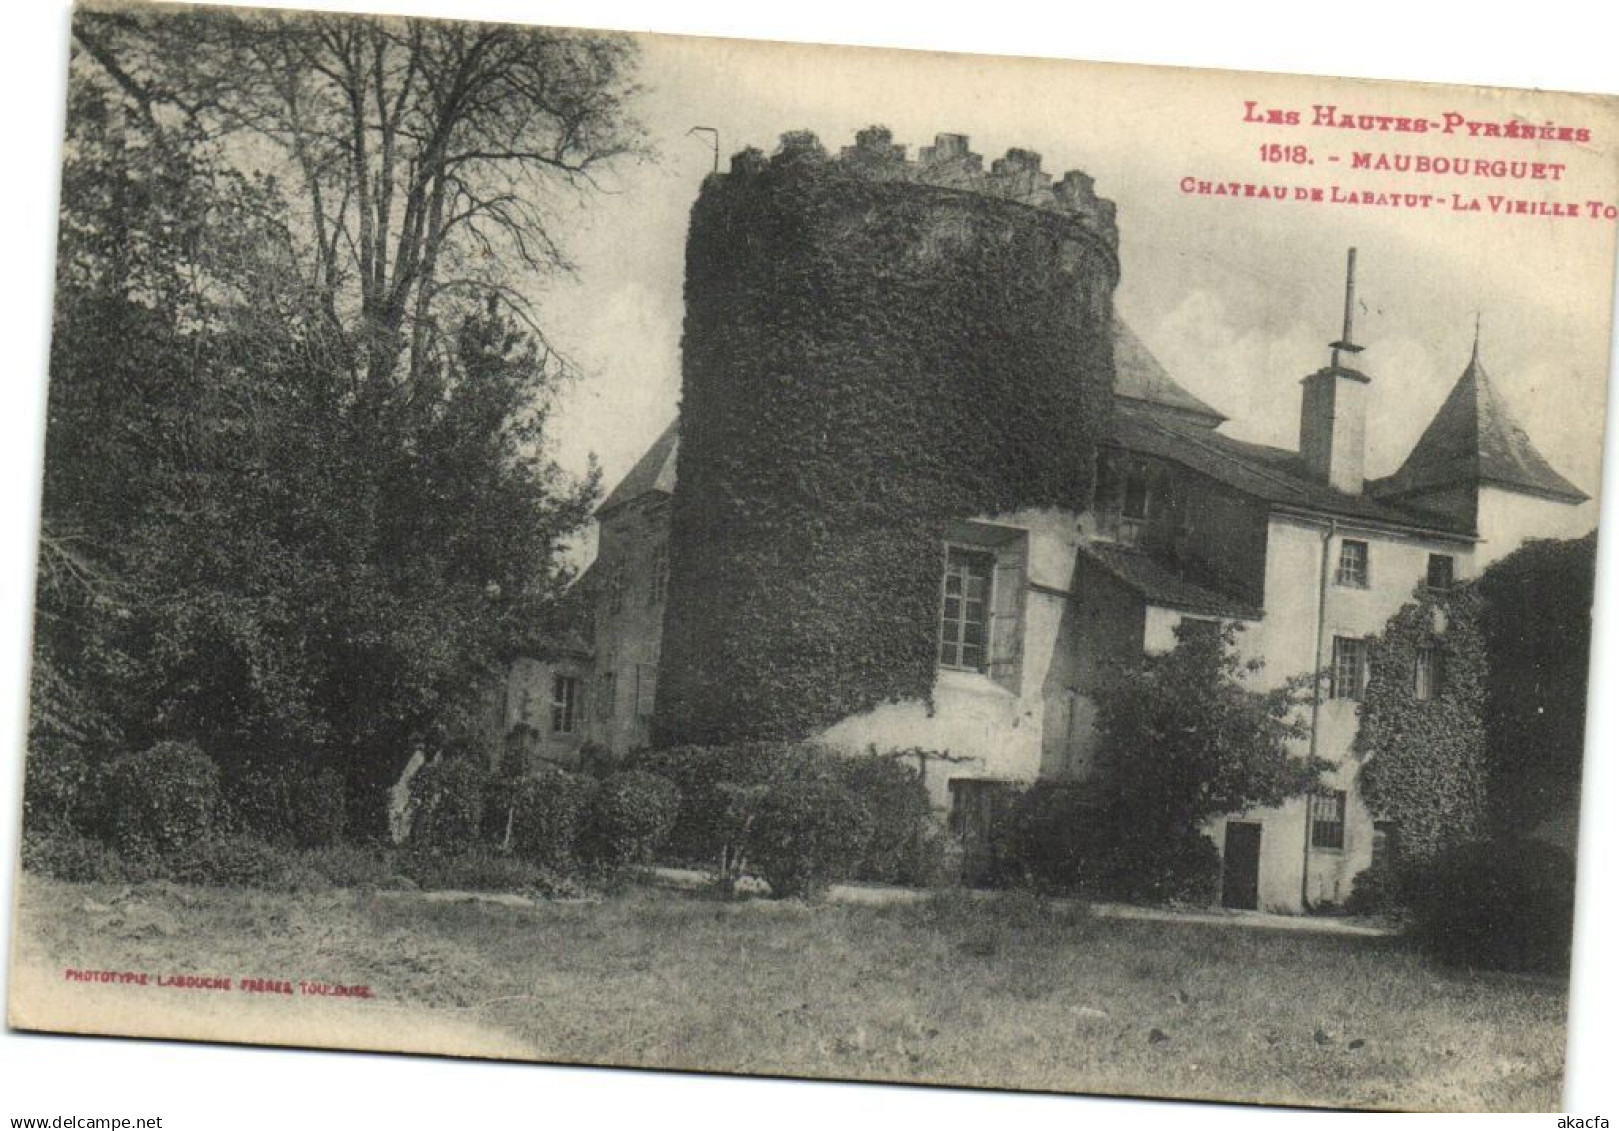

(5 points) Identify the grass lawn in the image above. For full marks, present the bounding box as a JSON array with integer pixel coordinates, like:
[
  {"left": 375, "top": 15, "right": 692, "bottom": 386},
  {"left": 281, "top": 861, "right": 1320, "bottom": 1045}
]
[{"left": 9, "top": 876, "right": 1567, "bottom": 1111}]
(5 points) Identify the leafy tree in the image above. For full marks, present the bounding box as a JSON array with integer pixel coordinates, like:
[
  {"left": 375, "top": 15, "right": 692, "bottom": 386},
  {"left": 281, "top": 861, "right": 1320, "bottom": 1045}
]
[
  {"left": 1476, "top": 533, "right": 1597, "bottom": 833},
  {"left": 30, "top": 12, "right": 631, "bottom": 837},
  {"left": 1093, "top": 622, "right": 1322, "bottom": 844}
]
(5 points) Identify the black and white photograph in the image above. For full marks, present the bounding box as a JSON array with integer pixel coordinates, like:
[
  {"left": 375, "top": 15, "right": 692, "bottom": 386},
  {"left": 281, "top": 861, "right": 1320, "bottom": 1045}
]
[{"left": 4, "top": 0, "right": 1619, "bottom": 1119}]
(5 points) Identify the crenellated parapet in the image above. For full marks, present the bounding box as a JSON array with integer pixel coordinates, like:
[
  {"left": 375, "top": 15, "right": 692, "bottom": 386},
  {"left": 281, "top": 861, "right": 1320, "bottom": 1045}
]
[{"left": 724, "top": 126, "right": 1118, "bottom": 255}]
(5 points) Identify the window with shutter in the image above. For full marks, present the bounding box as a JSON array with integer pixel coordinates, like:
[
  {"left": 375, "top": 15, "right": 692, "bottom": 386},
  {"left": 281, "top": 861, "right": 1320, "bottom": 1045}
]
[
  {"left": 938, "top": 527, "right": 1028, "bottom": 688},
  {"left": 938, "top": 548, "right": 994, "bottom": 672}
]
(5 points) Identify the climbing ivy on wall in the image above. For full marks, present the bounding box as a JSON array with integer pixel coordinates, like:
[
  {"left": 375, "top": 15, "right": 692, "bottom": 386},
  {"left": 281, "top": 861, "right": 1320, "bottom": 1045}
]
[
  {"left": 1356, "top": 584, "right": 1488, "bottom": 868},
  {"left": 655, "top": 133, "right": 1117, "bottom": 746}
]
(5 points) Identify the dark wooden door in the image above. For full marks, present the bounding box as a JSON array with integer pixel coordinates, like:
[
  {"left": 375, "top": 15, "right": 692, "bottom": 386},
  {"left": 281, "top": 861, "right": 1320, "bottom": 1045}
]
[{"left": 1221, "top": 821, "right": 1262, "bottom": 910}]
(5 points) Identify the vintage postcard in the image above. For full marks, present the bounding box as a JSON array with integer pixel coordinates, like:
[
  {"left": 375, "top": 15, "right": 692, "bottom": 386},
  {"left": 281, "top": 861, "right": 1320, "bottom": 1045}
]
[{"left": 8, "top": 0, "right": 1618, "bottom": 1114}]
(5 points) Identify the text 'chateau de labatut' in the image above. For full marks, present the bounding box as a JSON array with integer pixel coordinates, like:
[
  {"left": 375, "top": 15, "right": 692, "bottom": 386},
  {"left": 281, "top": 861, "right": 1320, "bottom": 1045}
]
[{"left": 492, "top": 128, "right": 1590, "bottom": 914}]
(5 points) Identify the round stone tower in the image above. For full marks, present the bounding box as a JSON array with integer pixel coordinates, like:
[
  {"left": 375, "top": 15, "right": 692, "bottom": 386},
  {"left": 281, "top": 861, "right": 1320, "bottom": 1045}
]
[{"left": 656, "top": 127, "right": 1120, "bottom": 747}]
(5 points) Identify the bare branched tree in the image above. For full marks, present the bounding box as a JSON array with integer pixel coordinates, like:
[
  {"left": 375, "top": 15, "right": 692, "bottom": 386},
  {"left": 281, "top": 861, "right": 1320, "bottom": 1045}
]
[{"left": 72, "top": 6, "right": 644, "bottom": 390}]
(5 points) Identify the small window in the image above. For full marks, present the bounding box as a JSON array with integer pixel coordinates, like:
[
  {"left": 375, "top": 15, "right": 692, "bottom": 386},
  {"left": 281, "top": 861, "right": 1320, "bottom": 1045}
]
[
  {"left": 649, "top": 542, "right": 669, "bottom": 606},
  {"left": 597, "top": 664, "right": 617, "bottom": 721},
  {"left": 550, "top": 674, "right": 579, "bottom": 735},
  {"left": 1093, "top": 456, "right": 1151, "bottom": 547},
  {"left": 1120, "top": 464, "right": 1150, "bottom": 546},
  {"left": 1413, "top": 645, "right": 1443, "bottom": 701},
  {"left": 1426, "top": 553, "right": 1455, "bottom": 593},
  {"left": 1330, "top": 636, "right": 1368, "bottom": 700},
  {"left": 1310, "top": 791, "right": 1347, "bottom": 851},
  {"left": 1335, "top": 539, "right": 1369, "bottom": 588},
  {"left": 1178, "top": 617, "right": 1221, "bottom": 646},
  {"left": 1371, "top": 820, "right": 1399, "bottom": 868},
  {"left": 635, "top": 662, "right": 658, "bottom": 719},
  {"left": 604, "top": 561, "right": 625, "bottom": 616},
  {"left": 938, "top": 547, "right": 994, "bottom": 672}
]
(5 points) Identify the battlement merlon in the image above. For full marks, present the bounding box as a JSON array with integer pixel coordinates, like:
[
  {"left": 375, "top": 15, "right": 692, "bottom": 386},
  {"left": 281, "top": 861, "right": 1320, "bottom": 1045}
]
[{"left": 721, "top": 127, "right": 1118, "bottom": 251}]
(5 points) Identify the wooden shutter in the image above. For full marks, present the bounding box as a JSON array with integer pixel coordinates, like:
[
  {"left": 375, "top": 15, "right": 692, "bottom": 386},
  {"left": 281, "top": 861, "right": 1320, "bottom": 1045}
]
[{"left": 987, "top": 541, "right": 1027, "bottom": 694}]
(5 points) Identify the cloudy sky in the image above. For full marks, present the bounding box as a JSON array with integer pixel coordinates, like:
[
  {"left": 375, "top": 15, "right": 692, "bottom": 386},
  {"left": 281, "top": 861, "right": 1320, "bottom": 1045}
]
[{"left": 527, "top": 31, "right": 1619, "bottom": 544}]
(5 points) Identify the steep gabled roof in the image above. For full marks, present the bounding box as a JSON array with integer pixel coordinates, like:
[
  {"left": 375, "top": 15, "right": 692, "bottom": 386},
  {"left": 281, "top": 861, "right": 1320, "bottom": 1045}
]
[
  {"left": 1111, "top": 400, "right": 1473, "bottom": 536},
  {"left": 1111, "top": 315, "right": 1228, "bottom": 426},
  {"left": 596, "top": 418, "right": 680, "bottom": 516},
  {"left": 1079, "top": 542, "right": 1262, "bottom": 620},
  {"left": 1372, "top": 348, "right": 1587, "bottom": 505}
]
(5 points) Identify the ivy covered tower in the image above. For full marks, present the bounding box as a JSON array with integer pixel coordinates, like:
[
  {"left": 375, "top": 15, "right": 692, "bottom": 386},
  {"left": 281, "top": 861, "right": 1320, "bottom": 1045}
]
[{"left": 655, "top": 127, "right": 1121, "bottom": 747}]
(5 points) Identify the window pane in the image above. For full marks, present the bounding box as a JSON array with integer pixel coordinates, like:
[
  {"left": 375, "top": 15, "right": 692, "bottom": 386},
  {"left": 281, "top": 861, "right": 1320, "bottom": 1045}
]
[
  {"left": 1427, "top": 554, "right": 1454, "bottom": 591},
  {"left": 1331, "top": 637, "right": 1365, "bottom": 699},
  {"left": 1310, "top": 790, "right": 1347, "bottom": 849},
  {"left": 1123, "top": 467, "right": 1149, "bottom": 519},
  {"left": 1337, "top": 540, "right": 1368, "bottom": 587},
  {"left": 939, "top": 547, "right": 995, "bottom": 672}
]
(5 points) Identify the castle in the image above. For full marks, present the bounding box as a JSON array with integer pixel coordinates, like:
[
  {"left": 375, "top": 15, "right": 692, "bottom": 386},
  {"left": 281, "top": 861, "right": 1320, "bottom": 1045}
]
[{"left": 500, "top": 130, "right": 1590, "bottom": 914}]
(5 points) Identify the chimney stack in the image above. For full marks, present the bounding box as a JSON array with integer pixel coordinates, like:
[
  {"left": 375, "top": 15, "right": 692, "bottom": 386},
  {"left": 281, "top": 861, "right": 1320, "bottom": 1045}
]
[{"left": 1298, "top": 249, "right": 1371, "bottom": 495}]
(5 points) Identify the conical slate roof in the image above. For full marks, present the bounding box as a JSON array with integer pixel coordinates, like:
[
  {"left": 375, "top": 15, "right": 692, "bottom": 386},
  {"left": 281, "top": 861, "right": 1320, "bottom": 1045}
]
[
  {"left": 1111, "top": 315, "right": 1227, "bottom": 426},
  {"left": 596, "top": 417, "right": 679, "bottom": 515},
  {"left": 1376, "top": 346, "right": 1586, "bottom": 505}
]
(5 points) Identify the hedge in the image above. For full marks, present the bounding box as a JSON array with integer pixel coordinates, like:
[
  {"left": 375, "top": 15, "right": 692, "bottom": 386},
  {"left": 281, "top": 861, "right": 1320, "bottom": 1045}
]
[{"left": 96, "top": 741, "right": 225, "bottom": 858}]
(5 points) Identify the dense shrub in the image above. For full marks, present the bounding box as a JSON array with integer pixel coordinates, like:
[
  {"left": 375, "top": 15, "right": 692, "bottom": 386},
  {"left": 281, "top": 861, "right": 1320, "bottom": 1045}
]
[
  {"left": 21, "top": 737, "right": 97, "bottom": 838},
  {"left": 97, "top": 741, "right": 225, "bottom": 858},
  {"left": 398, "top": 847, "right": 588, "bottom": 900},
  {"left": 633, "top": 743, "right": 785, "bottom": 865},
  {"left": 747, "top": 778, "right": 873, "bottom": 899},
  {"left": 501, "top": 766, "right": 597, "bottom": 867},
  {"left": 1405, "top": 837, "right": 1576, "bottom": 974},
  {"left": 1344, "top": 857, "right": 1406, "bottom": 918},
  {"left": 995, "top": 781, "right": 1105, "bottom": 891},
  {"left": 1479, "top": 534, "right": 1596, "bottom": 833},
  {"left": 499, "top": 724, "right": 541, "bottom": 780},
  {"left": 302, "top": 843, "right": 413, "bottom": 890},
  {"left": 408, "top": 755, "right": 492, "bottom": 852},
  {"left": 226, "top": 757, "right": 347, "bottom": 849},
  {"left": 583, "top": 771, "right": 680, "bottom": 866},
  {"left": 638, "top": 743, "right": 945, "bottom": 886},
  {"left": 993, "top": 785, "right": 1218, "bottom": 905},
  {"left": 838, "top": 752, "right": 941, "bottom": 886},
  {"left": 579, "top": 740, "right": 620, "bottom": 779},
  {"left": 1107, "top": 829, "right": 1222, "bottom": 906},
  {"left": 165, "top": 835, "right": 325, "bottom": 892},
  {"left": 21, "top": 825, "right": 130, "bottom": 883}
]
